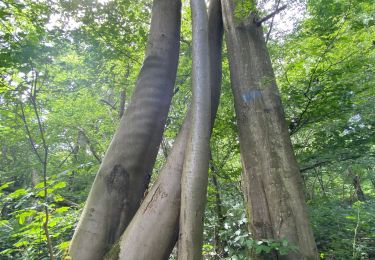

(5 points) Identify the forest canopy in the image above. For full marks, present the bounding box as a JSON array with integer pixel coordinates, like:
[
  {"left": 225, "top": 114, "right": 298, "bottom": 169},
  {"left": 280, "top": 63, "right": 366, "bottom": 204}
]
[{"left": 0, "top": 0, "right": 374, "bottom": 259}]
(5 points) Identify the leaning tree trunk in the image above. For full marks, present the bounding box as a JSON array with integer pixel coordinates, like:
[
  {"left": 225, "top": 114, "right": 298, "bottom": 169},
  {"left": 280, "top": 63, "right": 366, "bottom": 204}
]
[
  {"left": 104, "top": 114, "right": 190, "bottom": 260},
  {"left": 220, "top": 1, "right": 319, "bottom": 259},
  {"left": 178, "top": 0, "right": 212, "bottom": 258},
  {"left": 104, "top": 1, "right": 223, "bottom": 258},
  {"left": 69, "top": 0, "right": 181, "bottom": 259}
]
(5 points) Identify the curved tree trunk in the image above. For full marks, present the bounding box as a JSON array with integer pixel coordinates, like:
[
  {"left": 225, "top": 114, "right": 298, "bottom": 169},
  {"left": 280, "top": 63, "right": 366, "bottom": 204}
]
[
  {"left": 178, "top": 0, "right": 211, "bottom": 258},
  {"left": 69, "top": 0, "right": 181, "bottom": 258},
  {"left": 105, "top": 114, "right": 189, "bottom": 260},
  {"left": 104, "top": 1, "right": 223, "bottom": 258},
  {"left": 220, "top": 1, "right": 319, "bottom": 259}
]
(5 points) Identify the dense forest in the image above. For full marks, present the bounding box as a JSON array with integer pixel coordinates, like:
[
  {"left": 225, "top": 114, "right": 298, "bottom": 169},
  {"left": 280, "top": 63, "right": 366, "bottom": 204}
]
[{"left": 0, "top": 0, "right": 374, "bottom": 259}]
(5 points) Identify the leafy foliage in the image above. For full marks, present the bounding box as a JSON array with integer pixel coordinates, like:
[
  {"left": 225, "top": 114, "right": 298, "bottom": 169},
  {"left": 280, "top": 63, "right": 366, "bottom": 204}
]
[{"left": 1, "top": 0, "right": 374, "bottom": 259}]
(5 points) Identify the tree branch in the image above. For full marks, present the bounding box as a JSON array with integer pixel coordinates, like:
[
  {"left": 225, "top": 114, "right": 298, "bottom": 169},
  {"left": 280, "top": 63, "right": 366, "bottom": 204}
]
[
  {"left": 27, "top": 65, "right": 54, "bottom": 260},
  {"left": 78, "top": 128, "right": 102, "bottom": 163},
  {"left": 100, "top": 99, "right": 117, "bottom": 110},
  {"left": 19, "top": 103, "right": 43, "bottom": 164},
  {"left": 300, "top": 155, "right": 361, "bottom": 173},
  {"left": 254, "top": 4, "right": 287, "bottom": 26},
  {"left": 265, "top": 0, "right": 281, "bottom": 43}
]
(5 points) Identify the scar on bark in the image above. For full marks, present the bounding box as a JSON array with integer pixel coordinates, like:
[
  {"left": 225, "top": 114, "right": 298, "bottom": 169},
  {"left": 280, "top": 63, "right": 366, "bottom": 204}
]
[
  {"left": 143, "top": 185, "right": 168, "bottom": 214},
  {"left": 106, "top": 165, "right": 129, "bottom": 194}
]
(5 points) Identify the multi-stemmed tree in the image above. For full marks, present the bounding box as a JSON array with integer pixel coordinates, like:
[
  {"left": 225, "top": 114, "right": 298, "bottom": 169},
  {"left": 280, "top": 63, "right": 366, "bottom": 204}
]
[
  {"left": 68, "top": 0, "right": 319, "bottom": 259},
  {"left": 68, "top": 0, "right": 181, "bottom": 258}
]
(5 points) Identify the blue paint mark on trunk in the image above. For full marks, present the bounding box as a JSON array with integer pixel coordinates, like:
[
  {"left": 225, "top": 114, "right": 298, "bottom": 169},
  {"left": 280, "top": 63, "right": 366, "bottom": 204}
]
[{"left": 242, "top": 90, "right": 261, "bottom": 104}]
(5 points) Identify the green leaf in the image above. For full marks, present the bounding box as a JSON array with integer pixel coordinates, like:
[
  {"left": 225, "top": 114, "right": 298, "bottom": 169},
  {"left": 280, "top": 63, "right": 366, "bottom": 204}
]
[
  {"left": 255, "top": 245, "right": 265, "bottom": 254},
  {"left": 58, "top": 241, "right": 70, "bottom": 250},
  {"left": 54, "top": 194, "right": 64, "bottom": 202},
  {"left": 34, "top": 182, "right": 46, "bottom": 189},
  {"left": 0, "top": 182, "right": 14, "bottom": 191},
  {"left": 16, "top": 210, "right": 36, "bottom": 224},
  {"left": 56, "top": 206, "right": 69, "bottom": 213},
  {"left": 0, "top": 220, "right": 9, "bottom": 227},
  {"left": 13, "top": 239, "right": 29, "bottom": 247},
  {"left": 8, "top": 188, "right": 27, "bottom": 199},
  {"left": 52, "top": 181, "right": 67, "bottom": 190}
]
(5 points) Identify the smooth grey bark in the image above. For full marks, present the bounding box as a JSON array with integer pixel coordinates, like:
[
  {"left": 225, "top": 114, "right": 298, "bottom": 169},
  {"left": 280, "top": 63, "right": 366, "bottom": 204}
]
[
  {"left": 178, "top": 0, "right": 211, "bottom": 258},
  {"left": 220, "top": 1, "right": 319, "bottom": 259},
  {"left": 104, "top": 1, "right": 223, "bottom": 258},
  {"left": 207, "top": 0, "right": 223, "bottom": 119},
  {"left": 104, "top": 115, "right": 189, "bottom": 260},
  {"left": 68, "top": 0, "right": 181, "bottom": 259}
]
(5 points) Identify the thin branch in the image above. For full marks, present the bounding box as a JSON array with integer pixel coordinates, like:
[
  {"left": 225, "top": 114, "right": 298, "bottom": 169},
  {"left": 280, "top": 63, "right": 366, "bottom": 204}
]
[
  {"left": 43, "top": 207, "right": 54, "bottom": 260},
  {"left": 254, "top": 5, "right": 287, "bottom": 26},
  {"left": 209, "top": 151, "right": 227, "bottom": 257},
  {"left": 288, "top": 4, "right": 356, "bottom": 135},
  {"left": 94, "top": 30, "right": 142, "bottom": 65},
  {"left": 265, "top": 0, "right": 281, "bottom": 43},
  {"left": 300, "top": 155, "right": 361, "bottom": 173},
  {"left": 289, "top": 47, "right": 366, "bottom": 136},
  {"left": 78, "top": 128, "right": 102, "bottom": 163},
  {"left": 30, "top": 96, "right": 48, "bottom": 160},
  {"left": 57, "top": 149, "right": 75, "bottom": 168},
  {"left": 209, "top": 141, "right": 237, "bottom": 181},
  {"left": 352, "top": 202, "right": 360, "bottom": 256},
  {"left": 27, "top": 65, "right": 54, "bottom": 260},
  {"left": 19, "top": 103, "right": 43, "bottom": 163},
  {"left": 304, "top": 1, "right": 352, "bottom": 97},
  {"left": 100, "top": 99, "right": 117, "bottom": 110},
  {"left": 119, "top": 64, "right": 130, "bottom": 118}
]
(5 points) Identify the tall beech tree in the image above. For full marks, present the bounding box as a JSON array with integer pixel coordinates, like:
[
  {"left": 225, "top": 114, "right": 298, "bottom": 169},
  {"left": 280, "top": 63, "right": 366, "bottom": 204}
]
[
  {"left": 2, "top": 0, "right": 375, "bottom": 258},
  {"left": 69, "top": 0, "right": 319, "bottom": 258},
  {"left": 68, "top": 0, "right": 181, "bottom": 258},
  {"left": 178, "top": 0, "right": 211, "bottom": 258},
  {"left": 103, "top": 0, "right": 223, "bottom": 258},
  {"left": 221, "top": 0, "right": 318, "bottom": 259}
]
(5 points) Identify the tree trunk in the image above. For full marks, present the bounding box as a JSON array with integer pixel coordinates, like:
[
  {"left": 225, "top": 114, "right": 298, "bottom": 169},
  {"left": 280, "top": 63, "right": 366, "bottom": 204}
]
[
  {"left": 220, "top": 1, "right": 319, "bottom": 259},
  {"left": 178, "top": 0, "right": 211, "bottom": 258},
  {"left": 352, "top": 175, "right": 366, "bottom": 202},
  {"left": 105, "top": 1, "right": 223, "bottom": 258},
  {"left": 68, "top": 0, "right": 181, "bottom": 258},
  {"left": 104, "top": 114, "right": 190, "bottom": 260},
  {"left": 119, "top": 90, "right": 126, "bottom": 118},
  {"left": 211, "top": 165, "right": 227, "bottom": 257}
]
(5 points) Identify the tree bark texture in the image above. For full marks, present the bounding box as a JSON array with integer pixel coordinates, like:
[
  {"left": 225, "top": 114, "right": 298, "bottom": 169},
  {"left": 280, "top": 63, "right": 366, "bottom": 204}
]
[
  {"left": 352, "top": 175, "right": 366, "bottom": 201},
  {"left": 220, "top": 1, "right": 319, "bottom": 259},
  {"left": 105, "top": 1, "right": 223, "bottom": 258},
  {"left": 178, "top": 0, "right": 211, "bottom": 258},
  {"left": 105, "top": 115, "right": 189, "bottom": 260},
  {"left": 69, "top": 0, "right": 181, "bottom": 259}
]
